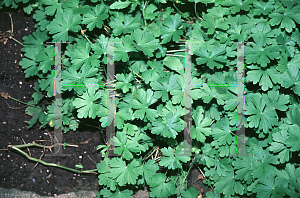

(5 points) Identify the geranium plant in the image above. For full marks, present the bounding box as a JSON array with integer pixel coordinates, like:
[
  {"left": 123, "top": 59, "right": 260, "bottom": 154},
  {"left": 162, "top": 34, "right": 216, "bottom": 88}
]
[{"left": 2, "top": 0, "right": 300, "bottom": 197}]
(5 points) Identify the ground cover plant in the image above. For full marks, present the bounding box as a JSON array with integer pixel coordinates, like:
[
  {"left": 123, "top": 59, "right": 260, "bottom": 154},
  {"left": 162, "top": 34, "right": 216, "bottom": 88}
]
[{"left": 1, "top": 0, "right": 300, "bottom": 197}]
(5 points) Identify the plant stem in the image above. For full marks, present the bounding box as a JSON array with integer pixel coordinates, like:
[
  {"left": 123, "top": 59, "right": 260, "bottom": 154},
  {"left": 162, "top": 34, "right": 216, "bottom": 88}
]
[
  {"left": 84, "top": 35, "right": 92, "bottom": 44},
  {"left": 165, "top": 54, "right": 185, "bottom": 57},
  {"left": 166, "top": 49, "right": 185, "bottom": 53},
  {"left": 194, "top": 161, "right": 215, "bottom": 191},
  {"left": 194, "top": 2, "right": 202, "bottom": 23},
  {"left": 10, "top": 37, "right": 23, "bottom": 46},
  {"left": 8, "top": 143, "right": 98, "bottom": 174},
  {"left": 142, "top": 0, "right": 148, "bottom": 27},
  {"left": 179, "top": 157, "right": 196, "bottom": 186},
  {"left": 143, "top": 146, "right": 158, "bottom": 161},
  {"left": 173, "top": 2, "right": 193, "bottom": 24},
  {"left": 7, "top": 95, "right": 36, "bottom": 107}
]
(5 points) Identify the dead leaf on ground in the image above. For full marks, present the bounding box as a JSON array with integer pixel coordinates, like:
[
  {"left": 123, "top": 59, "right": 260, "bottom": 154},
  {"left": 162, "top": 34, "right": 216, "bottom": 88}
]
[
  {"left": 1, "top": 92, "right": 9, "bottom": 99},
  {"left": 197, "top": 174, "right": 204, "bottom": 181}
]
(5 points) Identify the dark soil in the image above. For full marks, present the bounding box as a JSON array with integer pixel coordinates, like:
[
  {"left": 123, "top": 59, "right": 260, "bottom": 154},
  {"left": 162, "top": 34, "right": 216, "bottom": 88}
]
[
  {"left": 0, "top": 8, "right": 211, "bottom": 197},
  {"left": 0, "top": 8, "right": 102, "bottom": 197}
]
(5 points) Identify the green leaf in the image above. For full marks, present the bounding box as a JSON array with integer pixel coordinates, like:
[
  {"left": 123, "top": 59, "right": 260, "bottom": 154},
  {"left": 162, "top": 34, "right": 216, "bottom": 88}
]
[
  {"left": 286, "top": 105, "right": 300, "bottom": 126},
  {"left": 73, "top": 87, "right": 102, "bottom": 119},
  {"left": 100, "top": 187, "right": 133, "bottom": 198},
  {"left": 170, "top": 75, "right": 186, "bottom": 106},
  {"left": 276, "top": 33, "right": 296, "bottom": 58},
  {"left": 82, "top": 2, "right": 109, "bottom": 31},
  {"left": 142, "top": 160, "right": 159, "bottom": 184},
  {"left": 19, "top": 47, "right": 40, "bottom": 78},
  {"left": 151, "top": 110, "right": 184, "bottom": 139},
  {"left": 66, "top": 39, "right": 100, "bottom": 69},
  {"left": 276, "top": 163, "right": 300, "bottom": 198},
  {"left": 250, "top": 22, "right": 273, "bottom": 46},
  {"left": 115, "top": 73, "right": 134, "bottom": 93},
  {"left": 114, "top": 132, "right": 141, "bottom": 160},
  {"left": 148, "top": 173, "right": 176, "bottom": 198},
  {"left": 47, "top": 9, "right": 81, "bottom": 42},
  {"left": 269, "top": 5, "right": 300, "bottom": 33},
  {"left": 253, "top": 0, "right": 275, "bottom": 15},
  {"left": 36, "top": 45, "right": 55, "bottom": 73},
  {"left": 160, "top": 13, "right": 184, "bottom": 44},
  {"left": 269, "top": 130, "right": 290, "bottom": 163},
  {"left": 211, "top": 116, "right": 235, "bottom": 147},
  {"left": 116, "top": 107, "right": 134, "bottom": 129},
  {"left": 110, "top": 1, "right": 132, "bottom": 10},
  {"left": 191, "top": 106, "right": 212, "bottom": 142},
  {"left": 38, "top": 70, "right": 56, "bottom": 97},
  {"left": 214, "top": 170, "right": 244, "bottom": 197},
  {"left": 113, "top": 35, "right": 137, "bottom": 62},
  {"left": 127, "top": 130, "right": 153, "bottom": 152},
  {"left": 150, "top": 74, "right": 181, "bottom": 102},
  {"left": 75, "top": 164, "right": 83, "bottom": 169},
  {"left": 163, "top": 56, "right": 184, "bottom": 72},
  {"left": 98, "top": 96, "right": 117, "bottom": 128},
  {"left": 285, "top": 125, "right": 300, "bottom": 152},
  {"left": 201, "top": 13, "right": 230, "bottom": 34},
  {"left": 97, "top": 158, "right": 118, "bottom": 190},
  {"left": 109, "top": 12, "right": 140, "bottom": 36},
  {"left": 194, "top": 46, "right": 226, "bottom": 69},
  {"left": 159, "top": 145, "right": 190, "bottom": 170},
  {"left": 233, "top": 155, "right": 256, "bottom": 184},
  {"left": 42, "top": 0, "right": 63, "bottom": 16},
  {"left": 276, "top": 52, "right": 289, "bottom": 73},
  {"left": 246, "top": 65, "right": 283, "bottom": 91},
  {"left": 123, "top": 123, "right": 139, "bottom": 136},
  {"left": 109, "top": 158, "right": 143, "bottom": 186},
  {"left": 282, "top": 66, "right": 300, "bottom": 96},
  {"left": 144, "top": 4, "right": 158, "bottom": 20},
  {"left": 23, "top": 29, "right": 50, "bottom": 48},
  {"left": 221, "top": 0, "right": 254, "bottom": 14},
  {"left": 141, "top": 60, "right": 165, "bottom": 84},
  {"left": 25, "top": 103, "right": 45, "bottom": 129},
  {"left": 245, "top": 93, "right": 278, "bottom": 133},
  {"left": 132, "top": 29, "right": 160, "bottom": 57},
  {"left": 253, "top": 172, "right": 287, "bottom": 198},
  {"left": 68, "top": 2, "right": 90, "bottom": 15},
  {"left": 262, "top": 89, "right": 289, "bottom": 111},
  {"left": 245, "top": 37, "right": 280, "bottom": 67},
  {"left": 61, "top": 64, "right": 99, "bottom": 95},
  {"left": 249, "top": 147, "right": 279, "bottom": 179},
  {"left": 33, "top": 9, "right": 49, "bottom": 31},
  {"left": 131, "top": 89, "right": 159, "bottom": 122},
  {"left": 180, "top": 187, "right": 199, "bottom": 198}
]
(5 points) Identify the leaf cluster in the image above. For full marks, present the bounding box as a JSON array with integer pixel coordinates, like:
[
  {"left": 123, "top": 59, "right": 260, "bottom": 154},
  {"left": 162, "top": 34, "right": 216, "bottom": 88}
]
[{"left": 2, "top": 0, "right": 300, "bottom": 197}]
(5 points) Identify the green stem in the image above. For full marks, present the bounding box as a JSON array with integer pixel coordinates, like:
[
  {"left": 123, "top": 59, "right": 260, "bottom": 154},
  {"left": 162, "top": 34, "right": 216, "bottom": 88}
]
[
  {"left": 182, "top": 35, "right": 189, "bottom": 40},
  {"left": 173, "top": 2, "right": 193, "bottom": 24},
  {"left": 84, "top": 35, "right": 92, "bottom": 44},
  {"left": 10, "top": 36, "right": 23, "bottom": 46},
  {"left": 8, "top": 143, "right": 98, "bottom": 174},
  {"left": 194, "top": 2, "right": 202, "bottom": 23},
  {"left": 8, "top": 96, "right": 37, "bottom": 107},
  {"left": 142, "top": 0, "right": 148, "bottom": 27},
  {"left": 194, "top": 161, "right": 215, "bottom": 191},
  {"left": 179, "top": 157, "right": 196, "bottom": 186},
  {"left": 166, "top": 49, "right": 185, "bottom": 53}
]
